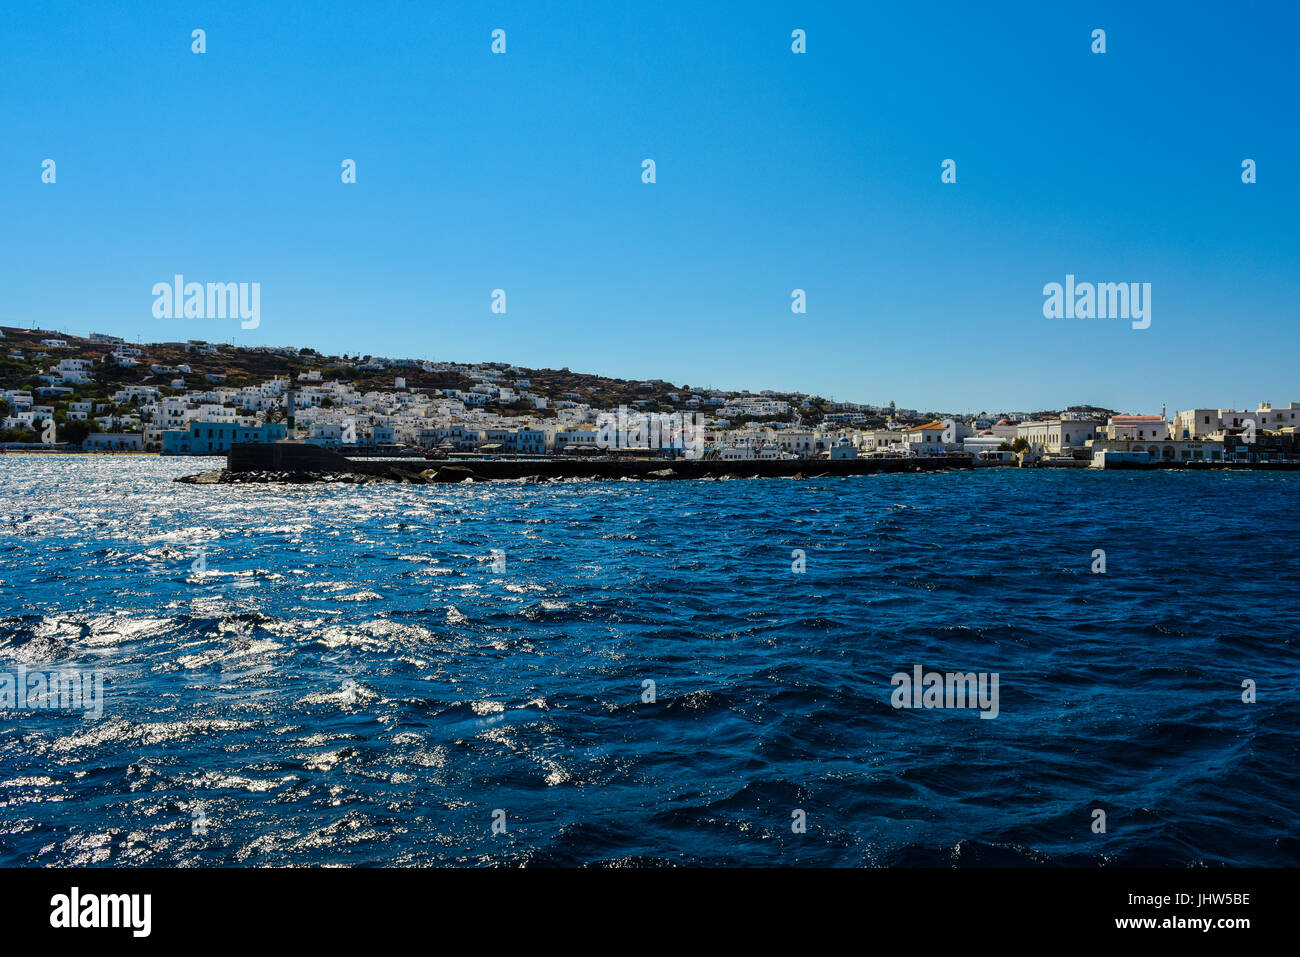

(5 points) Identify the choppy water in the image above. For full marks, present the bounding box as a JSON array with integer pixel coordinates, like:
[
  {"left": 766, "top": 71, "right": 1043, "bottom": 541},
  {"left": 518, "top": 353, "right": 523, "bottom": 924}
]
[{"left": 0, "top": 454, "right": 1296, "bottom": 866}]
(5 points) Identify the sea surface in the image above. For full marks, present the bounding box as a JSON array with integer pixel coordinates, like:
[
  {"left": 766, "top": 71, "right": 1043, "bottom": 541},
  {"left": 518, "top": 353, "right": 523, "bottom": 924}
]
[{"left": 0, "top": 454, "right": 1296, "bottom": 866}]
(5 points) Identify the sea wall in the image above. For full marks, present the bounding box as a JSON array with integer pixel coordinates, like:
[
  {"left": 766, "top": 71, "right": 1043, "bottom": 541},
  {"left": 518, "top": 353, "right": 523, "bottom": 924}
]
[
  {"left": 1096, "top": 459, "right": 1300, "bottom": 471},
  {"left": 227, "top": 443, "right": 974, "bottom": 480}
]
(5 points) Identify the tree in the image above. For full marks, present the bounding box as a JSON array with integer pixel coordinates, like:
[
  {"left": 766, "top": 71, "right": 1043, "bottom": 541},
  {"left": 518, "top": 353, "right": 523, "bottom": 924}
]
[
  {"left": 1010, "top": 437, "right": 1030, "bottom": 454},
  {"left": 62, "top": 419, "right": 93, "bottom": 446}
]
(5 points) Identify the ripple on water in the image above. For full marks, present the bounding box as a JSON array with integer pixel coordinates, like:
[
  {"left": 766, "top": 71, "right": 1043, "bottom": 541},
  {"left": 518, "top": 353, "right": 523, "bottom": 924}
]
[{"left": 0, "top": 457, "right": 1296, "bottom": 865}]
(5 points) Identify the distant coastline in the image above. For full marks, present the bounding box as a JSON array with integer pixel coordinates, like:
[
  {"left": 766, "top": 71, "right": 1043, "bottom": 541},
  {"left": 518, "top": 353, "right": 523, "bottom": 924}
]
[{"left": 4, "top": 324, "right": 1298, "bottom": 470}]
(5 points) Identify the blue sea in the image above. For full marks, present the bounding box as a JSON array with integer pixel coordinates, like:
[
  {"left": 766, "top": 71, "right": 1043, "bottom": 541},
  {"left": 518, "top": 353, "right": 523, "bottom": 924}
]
[{"left": 0, "top": 455, "right": 1296, "bottom": 866}]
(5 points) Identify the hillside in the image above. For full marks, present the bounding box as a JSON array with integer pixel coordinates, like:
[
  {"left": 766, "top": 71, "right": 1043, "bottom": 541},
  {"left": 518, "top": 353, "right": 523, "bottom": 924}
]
[{"left": 0, "top": 326, "right": 819, "bottom": 423}]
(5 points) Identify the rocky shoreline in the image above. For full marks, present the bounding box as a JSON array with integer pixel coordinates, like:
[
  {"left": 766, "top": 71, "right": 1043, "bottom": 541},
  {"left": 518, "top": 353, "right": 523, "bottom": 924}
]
[{"left": 177, "top": 464, "right": 494, "bottom": 485}]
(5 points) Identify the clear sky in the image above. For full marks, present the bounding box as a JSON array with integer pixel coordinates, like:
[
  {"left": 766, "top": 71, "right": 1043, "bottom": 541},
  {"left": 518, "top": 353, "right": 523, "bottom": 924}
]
[{"left": 2, "top": 1, "right": 1296, "bottom": 414}]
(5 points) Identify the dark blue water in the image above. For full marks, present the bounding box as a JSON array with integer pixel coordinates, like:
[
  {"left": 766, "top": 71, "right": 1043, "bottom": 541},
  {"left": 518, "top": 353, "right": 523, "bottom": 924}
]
[{"left": 1, "top": 456, "right": 1296, "bottom": 866}]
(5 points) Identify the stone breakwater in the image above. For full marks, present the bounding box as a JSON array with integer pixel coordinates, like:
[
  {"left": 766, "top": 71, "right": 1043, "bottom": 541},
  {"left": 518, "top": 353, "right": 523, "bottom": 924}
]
[
  {"left": 177, "top": 460, "right": 971, "bottom": 485},
  {"left": 177, "top": 469, "right": 394, "bottom": 485},
  {"left": 177, "top": 465, "right": 529, "bottom": 485},
  {"left": 171, "top": 443, "right": 977, "bottom": 484}
]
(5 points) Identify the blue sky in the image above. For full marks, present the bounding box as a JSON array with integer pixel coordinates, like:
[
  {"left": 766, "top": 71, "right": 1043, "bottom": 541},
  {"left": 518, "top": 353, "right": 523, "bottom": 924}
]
[{"left": 2, "top": 1, "right": 1296, "bottom": 413}]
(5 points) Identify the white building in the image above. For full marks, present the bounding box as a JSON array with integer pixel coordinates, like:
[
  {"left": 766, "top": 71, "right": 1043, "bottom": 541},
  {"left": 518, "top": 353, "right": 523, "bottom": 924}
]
[
  {"left": 83, "top": 432, "right": 144, "bottom": 451},
  {"left": 52, "top": 358, "right": 95, "bottom": 385},
  {"left": 554, "top": 428, "right": 599, "bottom": 453},
  {"left": 903, "top": 420, "right": 968, "bottom": 453},
  {"left": 1089, "top": 437, "right": 1226, "bottom": 466},
  {"left": 1106, "top": 414, "right": 1169, "bottom": 441},
  {"left": 1256, "top": 401, "right": 1300, "bottom": 431},
  {"left": 963, "top": 434, "right": 1006, "bottom": 456},
  {"left": 1015, "top": 418, "right": 1100, "bottom": 454},
  {"left": 828, "top": 437, "right": 858, "bottom": 459}
]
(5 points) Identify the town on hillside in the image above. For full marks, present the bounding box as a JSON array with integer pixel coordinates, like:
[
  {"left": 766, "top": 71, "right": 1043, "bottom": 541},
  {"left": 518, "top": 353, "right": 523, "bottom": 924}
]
[{"left": 1, "top": 325, "right": 1297, "bottom": 466}]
